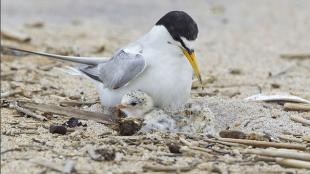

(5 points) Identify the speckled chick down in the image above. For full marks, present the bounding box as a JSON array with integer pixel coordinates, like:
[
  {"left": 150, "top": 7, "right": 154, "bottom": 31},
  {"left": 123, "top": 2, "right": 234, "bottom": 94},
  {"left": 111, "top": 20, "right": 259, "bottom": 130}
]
[{"left": 120, "top": 90, "right": 215, "bottom": 135}]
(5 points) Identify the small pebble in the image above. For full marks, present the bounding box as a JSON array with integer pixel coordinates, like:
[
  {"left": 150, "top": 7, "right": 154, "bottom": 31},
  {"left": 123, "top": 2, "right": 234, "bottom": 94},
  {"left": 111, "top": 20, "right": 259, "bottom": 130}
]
[
  {"left": 229, "top": 69, "right": 241, "bottom": 75},
  {"left": 49, "top": 125, "right": 67, "bottom": 135},
  {"left": 118, "top": 118, "right": 143, "bottom": 136},
  {"left": 166, "top": 142, "right": 181, "bottom": 153},
  {"left": 63, "top": 117, "right": 83, "bottom": 128},
  {"left": 271, "top": 83, "right": 280, "bottom": 88},
  {"left": 219, "top": 130, "right": 246, "bottom": 139}
]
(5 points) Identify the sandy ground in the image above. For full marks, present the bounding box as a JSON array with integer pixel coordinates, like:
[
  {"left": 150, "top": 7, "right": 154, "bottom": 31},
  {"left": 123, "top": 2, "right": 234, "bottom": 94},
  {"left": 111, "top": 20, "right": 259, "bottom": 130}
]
[{"left": 1, "top": 0, "right": 310, "bottom": 173}]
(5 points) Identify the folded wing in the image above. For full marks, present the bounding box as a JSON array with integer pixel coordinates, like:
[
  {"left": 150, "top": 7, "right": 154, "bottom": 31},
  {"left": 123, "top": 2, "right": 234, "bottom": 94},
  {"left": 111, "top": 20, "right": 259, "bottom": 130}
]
[{"left": 79, "top": 50, "right": 146, "bottom": 89}]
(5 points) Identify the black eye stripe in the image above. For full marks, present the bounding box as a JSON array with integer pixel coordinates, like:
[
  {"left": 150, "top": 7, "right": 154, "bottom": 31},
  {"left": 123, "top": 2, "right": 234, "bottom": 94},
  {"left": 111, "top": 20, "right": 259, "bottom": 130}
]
[{"left": 178, "top": 38, "right": 193, "bottom": 54}]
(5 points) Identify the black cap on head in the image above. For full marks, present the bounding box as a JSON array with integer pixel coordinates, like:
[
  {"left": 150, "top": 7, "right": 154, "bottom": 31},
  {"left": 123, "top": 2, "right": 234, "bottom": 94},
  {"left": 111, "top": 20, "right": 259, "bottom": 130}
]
[{"left": 156, "top": 11, "right": 198, "bottom": 42}]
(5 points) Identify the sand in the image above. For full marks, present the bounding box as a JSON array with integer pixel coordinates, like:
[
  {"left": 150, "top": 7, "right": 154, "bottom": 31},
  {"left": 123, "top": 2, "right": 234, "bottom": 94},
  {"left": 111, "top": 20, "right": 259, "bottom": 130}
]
[{"left": 1, "top": 0, "right": 310, "bottom": 173}]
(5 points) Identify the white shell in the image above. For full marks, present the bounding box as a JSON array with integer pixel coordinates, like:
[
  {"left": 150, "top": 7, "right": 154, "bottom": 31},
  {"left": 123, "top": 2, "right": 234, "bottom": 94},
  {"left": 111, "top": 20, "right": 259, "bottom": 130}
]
[{"left": 244, "top": 93, "right": 310, "bottom": 104}]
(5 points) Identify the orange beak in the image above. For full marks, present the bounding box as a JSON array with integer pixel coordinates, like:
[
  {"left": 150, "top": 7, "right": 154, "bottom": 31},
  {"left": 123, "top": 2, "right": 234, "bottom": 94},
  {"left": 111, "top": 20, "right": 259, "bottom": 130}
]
[{"left": 181, "top": 48, "right": 202, "bottom": 84}]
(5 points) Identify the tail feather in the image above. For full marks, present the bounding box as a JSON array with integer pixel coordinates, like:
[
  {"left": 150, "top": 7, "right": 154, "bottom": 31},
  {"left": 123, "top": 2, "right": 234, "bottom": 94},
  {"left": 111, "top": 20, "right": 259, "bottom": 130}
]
[{"left": 2, "top": 46, "right": 109, "bottom": 65}]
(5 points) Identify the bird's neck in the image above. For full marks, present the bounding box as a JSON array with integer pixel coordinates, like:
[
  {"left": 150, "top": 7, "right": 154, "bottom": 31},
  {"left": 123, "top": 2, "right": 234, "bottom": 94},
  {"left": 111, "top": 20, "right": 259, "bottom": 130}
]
[{"left": 139, "top": 25, "right": 173, "bottom": 47}]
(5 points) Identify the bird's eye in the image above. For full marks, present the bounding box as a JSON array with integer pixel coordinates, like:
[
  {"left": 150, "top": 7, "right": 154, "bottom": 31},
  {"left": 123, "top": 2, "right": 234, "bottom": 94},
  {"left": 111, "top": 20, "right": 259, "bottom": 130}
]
[
  {"left": 130, "top": 102, "right": 138, "bottom": 106},
  {"left": 167, "top": 41, "right": 172, "bottom": 44}
]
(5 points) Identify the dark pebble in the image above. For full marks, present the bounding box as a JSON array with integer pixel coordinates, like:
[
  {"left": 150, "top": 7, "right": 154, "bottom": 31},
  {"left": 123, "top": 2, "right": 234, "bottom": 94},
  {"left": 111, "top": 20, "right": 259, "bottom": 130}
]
[
  {"left": 229, "top": 69, "right": 241, "bottom": 75},
  {"left": 219, "top": 130, "right": 246, "bottom": 139},
  {"left": 118, "top": 118, "right": 143, "bottom": 136},
  {"left": 166, "top": 142, "right": 181, "bottom": 153},
  {"left": 271, "top": 83, "right": 280, "bottom": 88},
  {"left": 49, "top": 125, "right": 67, "bottom": 135},
  {"left": 64, "top": 117, "right": 82, "bottom": 128}
]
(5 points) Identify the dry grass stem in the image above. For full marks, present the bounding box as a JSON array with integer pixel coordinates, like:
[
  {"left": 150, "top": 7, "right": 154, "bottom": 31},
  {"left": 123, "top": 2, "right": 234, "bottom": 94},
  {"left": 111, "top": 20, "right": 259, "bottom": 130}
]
[
  {"left": 284, "top": 103, "right": 310, "bottom": 112},
  {"left": 289, "top": 115, "right": 310, "bottom": 126},
  {"left": 218, "top": 138, "right": 306, "bottom": 150}
]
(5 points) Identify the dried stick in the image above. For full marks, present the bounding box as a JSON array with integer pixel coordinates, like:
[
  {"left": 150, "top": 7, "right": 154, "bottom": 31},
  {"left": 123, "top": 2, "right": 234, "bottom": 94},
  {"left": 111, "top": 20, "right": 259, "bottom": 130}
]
[
  {"left": 1, "top": 148, "right": 22, "bottom": 155},
  {"left": 278, "top": 135, "right": 303, "bottom": 143},
  {"left": 218, "top": 138, "right": 306, "bottom": 150},
  {"left": 143, "top": 163, "right": 196, "bottom": 172},
  {"left": 284, "top": 103, "right": 310, "bottom": 112},
  {"left": 179, "top": 137, "right": 213, "bottom": 157},
  {"left": 60, "top": 100, "right": 98, "bottom": 107},
  {"left": 179, "top": 137, "right": 196, "bottom": 146},
  {"left": 243, "top": 148, "right": 310, "bottom": 161},
  {"left": 10, "top": 102, "right": 47, "bottom": 121},
  {"left": 276, "top": 158, "right": 310, "bottom": 169},
  {"left": 20, "top": 102, "right": 116, "bottom": 124},
  {"left": 203, "top": 138, "right": 245, "bottom": 147},
  {"left": 1, "top": 27, "right": 31, "bottom": 42},
  {"left": 280, "top": 54, "right": 310, "bottom": 60},
  {"left": 289, "top": 115, "right": 310, "bottom": 126}
]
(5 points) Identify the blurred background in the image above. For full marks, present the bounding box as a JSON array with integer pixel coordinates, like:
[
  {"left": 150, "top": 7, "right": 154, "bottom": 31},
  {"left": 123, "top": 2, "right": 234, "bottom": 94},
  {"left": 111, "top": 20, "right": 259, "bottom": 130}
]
[
  {"left": 2, "top": 0, "right": 310, "bottom": 95},
  {"left": 1, "top": 1, "right": 310, "bottom": 173}
]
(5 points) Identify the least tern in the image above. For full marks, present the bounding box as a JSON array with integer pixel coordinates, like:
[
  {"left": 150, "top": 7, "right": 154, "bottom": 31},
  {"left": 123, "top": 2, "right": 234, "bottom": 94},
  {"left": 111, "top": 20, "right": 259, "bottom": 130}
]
[{"left": 6, "top": 11, "right": 201, "bottom": 109}]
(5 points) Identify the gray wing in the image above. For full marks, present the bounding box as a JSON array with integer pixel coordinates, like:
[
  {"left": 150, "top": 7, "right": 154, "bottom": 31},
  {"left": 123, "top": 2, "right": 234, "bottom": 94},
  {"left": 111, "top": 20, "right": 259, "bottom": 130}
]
[{"left": 79, "top": 50, "right": 146, "bottom": 89}]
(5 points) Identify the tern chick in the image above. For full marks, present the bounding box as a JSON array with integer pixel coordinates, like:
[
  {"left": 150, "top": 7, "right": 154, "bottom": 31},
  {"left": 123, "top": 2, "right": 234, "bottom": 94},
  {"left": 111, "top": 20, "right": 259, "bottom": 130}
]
[
  {"left": 118, "top": 90, "right": 176, "bottom": 133},
  {"left": 118, "top": 90, "right": 216, "bottom": 134}
]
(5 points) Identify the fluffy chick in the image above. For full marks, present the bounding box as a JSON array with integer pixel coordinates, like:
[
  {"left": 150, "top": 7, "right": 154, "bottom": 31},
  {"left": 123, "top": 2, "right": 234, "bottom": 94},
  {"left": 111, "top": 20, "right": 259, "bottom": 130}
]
[
  {"left": 117, "top": 90, "right": 176, "bottom": 133},
  {"left": 118, "top": 90, "right": 215, "bottom": 135}
]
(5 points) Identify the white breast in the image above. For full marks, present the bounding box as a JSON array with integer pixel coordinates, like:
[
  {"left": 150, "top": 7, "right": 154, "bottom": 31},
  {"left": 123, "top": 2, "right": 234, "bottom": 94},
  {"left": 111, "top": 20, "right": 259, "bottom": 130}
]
[{"left": 96, "top": 26, "right": 194, "bottom": 109}]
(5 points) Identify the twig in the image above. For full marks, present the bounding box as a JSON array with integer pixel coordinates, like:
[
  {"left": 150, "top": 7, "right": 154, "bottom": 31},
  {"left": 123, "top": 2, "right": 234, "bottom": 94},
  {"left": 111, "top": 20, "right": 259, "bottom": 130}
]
[
  {"left": 278, "top": 135, "right": 303, "bottom": 143},
  {"left": 20, "top": 102, "right": 116, "bottom": 124},
  {"left": 10, "top": 102, "right": 47, "bottom": 121},
  {"left": 179, "top": 137, "right": 213, "bottom": 157},
  {"left": 284, "top": 103, "right": 310, "bottom": 112},
  {"left": 218, "top": 138, "right": 306, "bottom": 150},
  {"left": 1, "top": 148, "right": 22, "bottom": 155},
  {"left": 289, "top": 115, "right": 310, "bottom": 126},
  {"left": 280, "top": 53, "right": 310, "bottom": 60},
  {"left": 60, "top": 100, "right": 98, "bottom": 107},
  {"left": 179, "top": 137, "right": 196, "bottom": 146},
  {"left": 243, "top": 148, "right": 310, "bottom": 161},
  {"left": 253, "top": 156, "right": 276, "bottom": 162},
  {"left": 203, "top": 138, "right": 247, "bottom": 147},
  {"left": 1, "top": 27, "right": 31, "bottom": 42},
  {"left": 143, "top": 163, "right": 197, "bottom": 172},
  {"left": 276, "top": 158, "right": 310, "bottom": 169}
]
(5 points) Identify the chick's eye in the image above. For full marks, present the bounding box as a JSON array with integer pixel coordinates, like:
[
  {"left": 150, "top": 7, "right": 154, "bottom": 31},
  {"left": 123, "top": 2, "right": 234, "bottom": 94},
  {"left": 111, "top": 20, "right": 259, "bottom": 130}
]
[{"left": 130, "top": 102, "right": 138, "bottom": 106}]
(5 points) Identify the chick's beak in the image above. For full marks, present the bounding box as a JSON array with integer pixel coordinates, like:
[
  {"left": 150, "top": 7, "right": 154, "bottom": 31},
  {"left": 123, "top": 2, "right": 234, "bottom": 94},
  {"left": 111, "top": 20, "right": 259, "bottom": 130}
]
[
  {"left": 181, "top": 48, "right": 202, "bottom": 84},
  {"left": 116, "top": 104, "right": 127, "bottom": 109}
]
